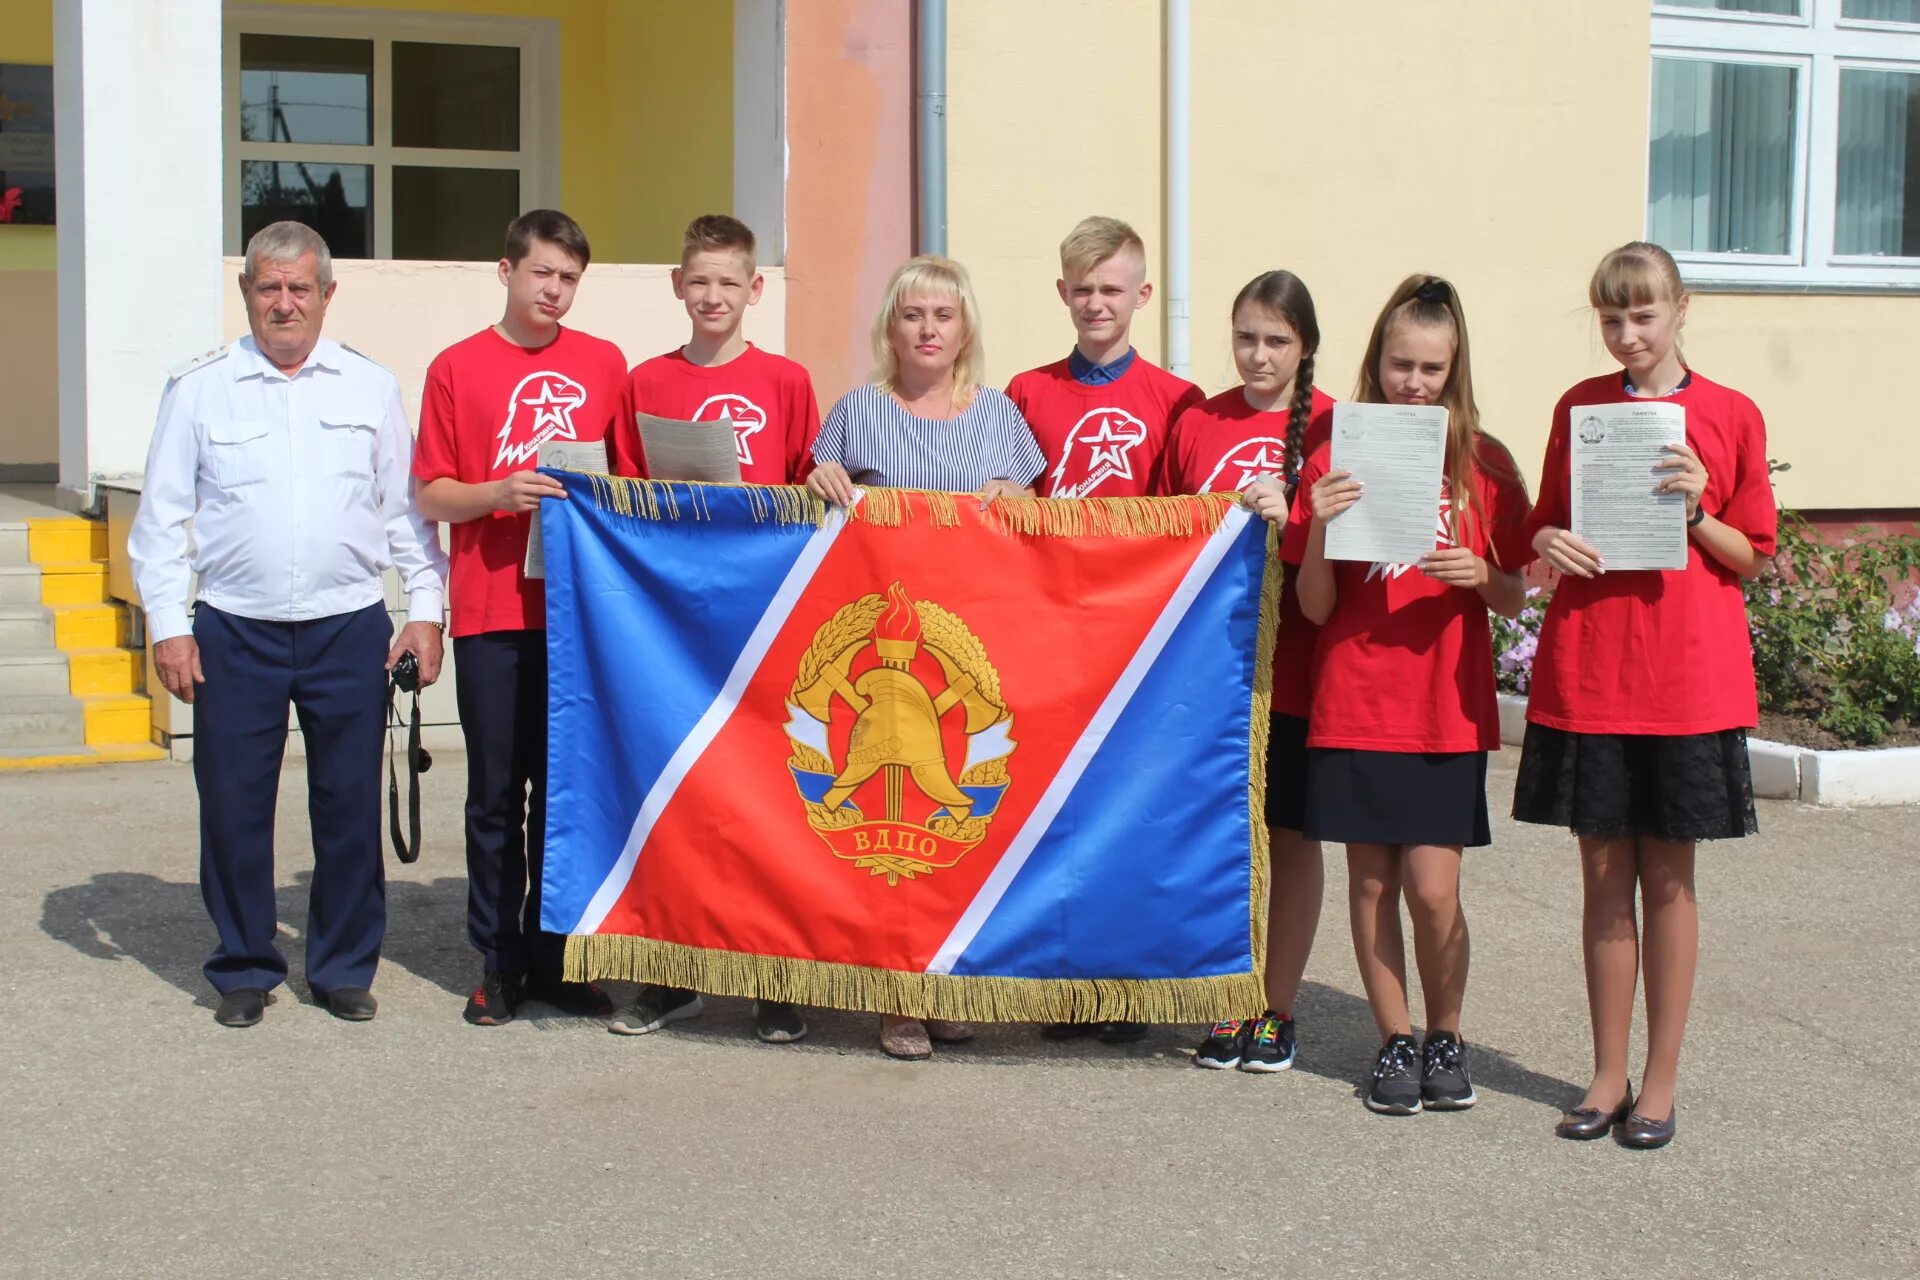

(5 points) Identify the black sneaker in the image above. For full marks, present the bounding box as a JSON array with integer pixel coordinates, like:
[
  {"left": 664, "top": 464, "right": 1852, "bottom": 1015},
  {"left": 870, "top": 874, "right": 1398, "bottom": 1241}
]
[
  {"left": 1097, "top": 1020, "right": 1149, "bottom": 1044},
  {"left": 1193, "top": 1018, "right": 1254, "bottom": 1069},
  {"left": 1365, "top": 1034, "right": 1424, "bottom": 1115},
  {"left": 523, "top": 977, "right": 615, "bottom": 1018},
  {"left": 754, "top": 1000, "right": 809, "bottom": 1044},
  {"left": 1240, "top": 1012, "right": 1297, "bottom": 1073},
  {"left": 463, "top": 971, "right": 523, "bottom": 1027},
  {"left": 1421, "top": 1030, "right": 1477, "bottom": 1110},
  {"left": 1041, "top": 1021, "right": 1099, "bottom": 1039},
  {"left": 608, "top": 984, "right": 704, "bottom": 1036}
]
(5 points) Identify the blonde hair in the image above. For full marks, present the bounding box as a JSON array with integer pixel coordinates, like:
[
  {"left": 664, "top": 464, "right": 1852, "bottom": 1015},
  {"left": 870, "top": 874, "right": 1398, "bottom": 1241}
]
[
  {"left": 1059, "top": 215, "right": 1146, "bottom": 282},
  {"left": 870, "top": 255, "right": 985, "bottom": 409},
  {"left": 1353, "top": 274, "right": 1525, "bottom": 556},
  {"left": 1589, "top": 241, "right": 1687, "bottom": 310}
]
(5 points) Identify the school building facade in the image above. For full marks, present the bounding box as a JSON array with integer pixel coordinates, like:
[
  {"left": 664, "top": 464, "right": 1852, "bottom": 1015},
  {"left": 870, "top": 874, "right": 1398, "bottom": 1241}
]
[{"left": 0, "top": 0, "right": 1915, "bottom": 760}]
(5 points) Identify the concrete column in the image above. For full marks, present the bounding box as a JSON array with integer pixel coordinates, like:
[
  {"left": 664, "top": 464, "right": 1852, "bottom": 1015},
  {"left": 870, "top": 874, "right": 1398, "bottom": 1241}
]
[
  {"left": 733, "top": 0, "right": 786, "bottom": 266},
  {"left": 55, "top": 0, "right": 224, "bottom": 509}
]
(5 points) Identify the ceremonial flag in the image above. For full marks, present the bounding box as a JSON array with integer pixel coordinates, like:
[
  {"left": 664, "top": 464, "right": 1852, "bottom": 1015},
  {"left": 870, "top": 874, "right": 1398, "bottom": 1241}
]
[{"left": 541, "top": 474, "right": 1277, "bottom": 1023}]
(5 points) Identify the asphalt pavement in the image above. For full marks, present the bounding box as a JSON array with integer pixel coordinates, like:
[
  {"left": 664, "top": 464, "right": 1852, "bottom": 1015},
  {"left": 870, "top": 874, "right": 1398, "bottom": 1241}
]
[{"left": 3, "top": 755, "right": 1915, "bottom": 1279}]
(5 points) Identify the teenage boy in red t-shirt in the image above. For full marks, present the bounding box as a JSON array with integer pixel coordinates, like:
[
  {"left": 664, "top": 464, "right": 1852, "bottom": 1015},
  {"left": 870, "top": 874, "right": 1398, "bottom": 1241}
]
[
  {"left": 1006, "top": 216, "right": 1202, "bottom": 1045},
  {"left": 1006, "top": 216, "right": 1204, "bottom": 505},
  {"left": 615, "top": 214, "right": 821, "bottom": 1045},
  {"left": 413, "top": 209, "right": 635, "bottom": 1027},
  {"left": 624, "top": 215, "right": 821, "bottom": 488}
]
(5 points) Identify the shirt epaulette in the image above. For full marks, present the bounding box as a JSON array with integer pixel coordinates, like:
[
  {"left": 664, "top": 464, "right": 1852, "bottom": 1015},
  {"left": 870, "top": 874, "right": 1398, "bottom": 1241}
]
[
  {"left": 337, "top": 342, "right": 371, "bottom": 362},
  {"left": 168, "top": 344, "right": 230, "bottom": 380}
]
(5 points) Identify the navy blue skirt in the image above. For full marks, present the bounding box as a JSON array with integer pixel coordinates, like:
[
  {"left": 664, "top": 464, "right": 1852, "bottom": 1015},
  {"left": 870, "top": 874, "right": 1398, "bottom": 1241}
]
[{"left": 1303, "top": 747, "right": 1491, "bottom": 848}]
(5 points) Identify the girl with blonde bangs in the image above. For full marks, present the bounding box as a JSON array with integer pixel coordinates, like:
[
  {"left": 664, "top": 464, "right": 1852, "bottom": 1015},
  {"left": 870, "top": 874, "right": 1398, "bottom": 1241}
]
[
  {"left": 1278, "top": 273, "right": 1533, "bottom": 1117},
  {"left": 1516, "top": 241, "right": 1776, "bottom": 1151}
]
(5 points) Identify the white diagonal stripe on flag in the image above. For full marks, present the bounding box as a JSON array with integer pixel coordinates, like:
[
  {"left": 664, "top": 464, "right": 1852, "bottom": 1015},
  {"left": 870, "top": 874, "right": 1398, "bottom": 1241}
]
[
  {"left": 923, "top": 504, "right": 1255, "bottom": 974},
  {"left": 569, "top": 499, "right": 860, "bottom": 934}
]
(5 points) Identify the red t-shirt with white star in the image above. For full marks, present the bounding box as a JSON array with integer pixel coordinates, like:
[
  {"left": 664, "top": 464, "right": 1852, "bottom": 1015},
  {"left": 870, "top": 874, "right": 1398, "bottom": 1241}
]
[
  {"left": 1281, "top": 434, "right": 1534, "bottom": 753},
  {"left": 413, "top": 326, "right": 632, "bottom": 637},
  {"left": 1523, "top": 370, "right": 1777, "bottom": 734},
  {"left": 1006, "top": 356, "right": 1204, "bottom": 497},
  {"left": 624, "top": 344, "right": 822, "bottom": 485},
  {"left": 1161, "top": 385, "right": 1335, "bottom": 719}
]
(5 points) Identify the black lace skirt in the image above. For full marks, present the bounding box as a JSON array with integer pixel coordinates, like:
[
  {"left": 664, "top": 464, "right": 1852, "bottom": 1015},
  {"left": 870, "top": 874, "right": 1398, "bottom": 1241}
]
[
  {"left": 1511, "top": 723, "right": 1758, "bottom": 841},
  {"left": 1264, "top": 713, "right": 1310, "bottom": 832}
]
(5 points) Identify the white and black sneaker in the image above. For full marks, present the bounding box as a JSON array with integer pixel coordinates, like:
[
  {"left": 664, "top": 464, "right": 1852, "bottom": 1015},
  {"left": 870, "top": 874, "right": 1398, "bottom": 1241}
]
[
  {"left": 754, "top": 1000, "right": 809, "bottom": 1044},
  {"left": 1365, "top": 1034, "right": 1424, "bottom": 1114},
  {"left": 1239, "top": 1012, "right": 1297, "bottom": 1073},
  {"left": 1421, "top": 1030, "right": 1477, "bottom": 1110},
  {"left": 608, "top": 984, "right": 703, "bottom": 1035},
  {"left": 1193, "top": 1018, "right": 1254, "bottom": 1069}
]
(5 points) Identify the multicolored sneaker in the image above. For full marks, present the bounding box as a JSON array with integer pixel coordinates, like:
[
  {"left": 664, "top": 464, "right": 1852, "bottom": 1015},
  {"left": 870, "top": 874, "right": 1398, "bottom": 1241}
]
[
  {"left": 1239, "top": 1011, "right": 1297, "bottom": 1073},
  {"left": 1193, "top": 1018, "right": 1254, "bottom": 1070},
  {"left": 1365, "top": 1033, "right": 1424, "bottom": 1115},
  {"left": 1421, "top": 1030, "right": 1477, "bottom": 1110}
]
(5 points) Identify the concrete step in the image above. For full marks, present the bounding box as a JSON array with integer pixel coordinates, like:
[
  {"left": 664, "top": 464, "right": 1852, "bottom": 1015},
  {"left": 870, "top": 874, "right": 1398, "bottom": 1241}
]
[
  {"left": 82, "top": 692, "right": 151, "bottom": 746},
  {"left": 37, "top": 561, "right": 108, "bottom": 606},
  {"left": 0, "top": 564, "right": 41, "bottom": 605},
  {"left": 0, "top": 604, "right": 54, "bottom": 650},
  {"left": 26, "top": 518, "right": 105, "bottom": 565},
  {"left": 0, "top": 741, "right": 168, "bottom": 771},
  {"left": 51, "top": 602, "right": 125, "bottom": 649},
  {"left": 68, "top": 647, "right": 142, "bottom": 697},
  {"left": 0, "top": 694, "right": 85, "bottom": 749},
  {"left": 0, "top": 651, "right": 70, "bottom": 697},
  {"left": 0, "top": 526, "right": 27, "bottom": 568}
]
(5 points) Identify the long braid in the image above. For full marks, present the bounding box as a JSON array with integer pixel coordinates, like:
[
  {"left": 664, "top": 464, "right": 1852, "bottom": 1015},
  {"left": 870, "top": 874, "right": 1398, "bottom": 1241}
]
[{"left": 1283, "top": 352, "right": 1316, "bottom": 488}]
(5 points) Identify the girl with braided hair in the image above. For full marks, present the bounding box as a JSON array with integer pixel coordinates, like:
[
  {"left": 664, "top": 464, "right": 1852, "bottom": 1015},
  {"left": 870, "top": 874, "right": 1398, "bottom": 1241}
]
[{"left": 1160, "top": 270, "right": 1332, "bottom": 1074}]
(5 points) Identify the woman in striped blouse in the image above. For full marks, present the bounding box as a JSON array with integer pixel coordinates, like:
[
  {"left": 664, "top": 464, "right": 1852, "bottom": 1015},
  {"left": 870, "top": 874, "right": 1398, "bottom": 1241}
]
[
  {"left": 807, "top": 255, "right": 1044, "bottom": 507},
  {"left": 806, "top": 255, "right": 1044, "bottom": 1062}
]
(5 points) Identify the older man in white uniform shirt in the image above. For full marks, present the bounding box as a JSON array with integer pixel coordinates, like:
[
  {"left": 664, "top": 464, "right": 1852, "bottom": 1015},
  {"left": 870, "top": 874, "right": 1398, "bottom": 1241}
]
[{"left": 129, "top": 221, "right": 449, "bottom": 1028}]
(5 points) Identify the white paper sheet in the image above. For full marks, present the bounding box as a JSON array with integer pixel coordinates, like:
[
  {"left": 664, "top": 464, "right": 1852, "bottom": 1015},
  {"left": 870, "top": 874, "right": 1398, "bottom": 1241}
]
[
  {"left": 638, "top": 412, "right": 744, "bottom": 484},
  {"left": 1323, "top": 403, "right": 1449, "bottom": 565},
  {"left": 523, "top": 438, "right": 609, "bottom": 580},
  {"left": 1569, "top": 402, "right": 1688, "bottom": 572}
]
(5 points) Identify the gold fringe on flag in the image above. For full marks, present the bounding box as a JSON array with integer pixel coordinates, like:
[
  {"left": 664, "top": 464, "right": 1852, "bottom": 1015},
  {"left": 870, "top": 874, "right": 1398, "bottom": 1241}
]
[
  {"left": 574, "top": 475, "right": 1241, "bottom": 541},
  {"left": 564, "top": 933, "right": 1267, "bottom": 1025},
  {"left": 1243, "top": 521, "right": 1284, "bottom": 982}
]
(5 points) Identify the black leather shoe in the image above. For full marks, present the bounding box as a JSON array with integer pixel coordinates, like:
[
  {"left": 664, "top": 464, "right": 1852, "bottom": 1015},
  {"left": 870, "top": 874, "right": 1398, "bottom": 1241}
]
[
  {"left": 1556, "top": 1092, "right": 1633, "bottom": 1141},
  {"left": 1617, "top": 1107, "right": 1677, "bottom": 1150},
  {"left": 321, "top": 987, "right": 378, "bottom": 1022},
  {"left": 214, "top": 988, "right": 269, "bottom": 1027},
  {"left": 1097, "top": 1020, "right": 1150, "bottom": 1044}
]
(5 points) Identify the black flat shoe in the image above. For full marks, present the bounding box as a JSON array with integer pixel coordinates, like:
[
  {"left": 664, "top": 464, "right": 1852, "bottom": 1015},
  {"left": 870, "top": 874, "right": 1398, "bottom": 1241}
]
[
  {"left": 1555, "top": 1092, "right": 1633, "bottom": 1141},
  {"left": 1617, "top": 1107, "right": 1677, "bottom": 1150},
  {"left": 320, "top": 987, "right": 378, "bottom": 1022},
  {"left": 214, "top": 988, "right": 269, "bottom": 1028}
]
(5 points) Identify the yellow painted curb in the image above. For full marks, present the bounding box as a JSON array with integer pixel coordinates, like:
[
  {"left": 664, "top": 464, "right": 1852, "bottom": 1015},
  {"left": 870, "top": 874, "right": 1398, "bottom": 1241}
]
[
  {"left": 51, "top": 602, "right": 124, "bottom": 650},
  {"left": 38, "top": 561, "right": 107, "bottom": 607},
  {"left": 26, "top": 518, "right": 106, "bottom": 565},
  {"left": 83, "top": 693, "right": 152, "bottom": 746},
  {"left": 66, "top": 648, "right": 140, "bottom": 697},
  {"left": 0, "top": 743, "right": 167, "bottom": 771}
]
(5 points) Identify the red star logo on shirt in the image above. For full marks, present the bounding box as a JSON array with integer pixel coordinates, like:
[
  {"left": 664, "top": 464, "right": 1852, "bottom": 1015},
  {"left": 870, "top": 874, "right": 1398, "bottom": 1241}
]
[
  {"left": 1050, "top": 408, "right": 1149, "bottom": 498},
  {"left": 494, "top": 372, "right": 589, "bottom": 468},
  {"left": 1199, "top": 437, "right": 1289, "bottom": 493}
]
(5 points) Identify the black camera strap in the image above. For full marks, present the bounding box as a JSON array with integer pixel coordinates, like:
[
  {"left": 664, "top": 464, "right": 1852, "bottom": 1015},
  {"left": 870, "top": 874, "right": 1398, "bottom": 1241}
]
[{"left": 386, "top": 682, "right": 424, "bottom": 864}]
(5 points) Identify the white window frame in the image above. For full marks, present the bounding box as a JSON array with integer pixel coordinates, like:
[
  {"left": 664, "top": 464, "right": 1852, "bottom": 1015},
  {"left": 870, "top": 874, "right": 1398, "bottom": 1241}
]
[
  {"left": 222, "top": 3, "right": 561, "bottom": 259},
  {"left": 1651, "top": 0, "right": 1920, "bottom": 289}
]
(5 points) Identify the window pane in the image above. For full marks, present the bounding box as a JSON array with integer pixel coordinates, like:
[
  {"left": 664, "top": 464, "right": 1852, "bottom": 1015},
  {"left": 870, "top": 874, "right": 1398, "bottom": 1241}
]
[
  {"left": 1837, "top": 69, "right": 1920, "bottom": 256},
  {"left": 241, "top": 161, "right": 372, "bottom": 259},
  {"left": 391, "top": 43, "right": 521, "bottom": 152},
  {"left": 392, "top": 166, "right": 519, "bottom": 260},
  {"left": 1648, "top": 58, "right": 1797, "bottom": 255},
  {"left": 1842, "top": 0, "right": 1920, "bottom": 21},
  {"left": 239, "top": 34, "right": 371, "bottom": 146},
  {"left": 1660, "top": 0, "right": 1801, "bottom": 14}
]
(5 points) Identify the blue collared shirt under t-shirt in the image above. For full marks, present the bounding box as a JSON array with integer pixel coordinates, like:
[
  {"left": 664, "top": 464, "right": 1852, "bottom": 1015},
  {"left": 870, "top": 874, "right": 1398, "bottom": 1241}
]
[{"left": 1066, "top": 346, "right": 1138, "bottom": 386}]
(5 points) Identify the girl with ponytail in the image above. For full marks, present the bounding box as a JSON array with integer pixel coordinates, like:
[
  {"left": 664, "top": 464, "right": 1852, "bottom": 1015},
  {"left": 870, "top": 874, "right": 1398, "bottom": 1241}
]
[
  {"left": 1278, "top": 275, "right": 1533, "bottom": 1116},
  {"left": 1161, "top": 270, "right": 1332, "bottom": 1075}
]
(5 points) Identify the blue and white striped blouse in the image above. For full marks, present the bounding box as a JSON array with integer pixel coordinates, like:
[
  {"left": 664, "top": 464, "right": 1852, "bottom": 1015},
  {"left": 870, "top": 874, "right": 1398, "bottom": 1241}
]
[{"left": 811, "top": 384, "right": 1046, "bottom": 492}]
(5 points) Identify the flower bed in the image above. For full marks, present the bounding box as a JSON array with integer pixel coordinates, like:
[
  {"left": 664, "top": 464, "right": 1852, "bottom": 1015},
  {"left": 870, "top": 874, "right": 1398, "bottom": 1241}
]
[{"left": 1492, "top": 511, "right": 1920, "bottom": 751}]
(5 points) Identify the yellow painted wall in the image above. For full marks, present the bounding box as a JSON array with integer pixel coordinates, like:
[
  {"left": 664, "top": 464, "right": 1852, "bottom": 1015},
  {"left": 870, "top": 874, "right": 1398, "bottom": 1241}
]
[{"left": 946, "top": 0, "right": 1916, "bottom": 512}]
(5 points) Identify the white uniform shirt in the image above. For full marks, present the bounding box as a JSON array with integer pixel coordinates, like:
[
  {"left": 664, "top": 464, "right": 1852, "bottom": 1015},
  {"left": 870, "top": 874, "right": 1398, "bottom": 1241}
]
[{"left": 128, "top": 335, "right": 448, "bottom": 643}]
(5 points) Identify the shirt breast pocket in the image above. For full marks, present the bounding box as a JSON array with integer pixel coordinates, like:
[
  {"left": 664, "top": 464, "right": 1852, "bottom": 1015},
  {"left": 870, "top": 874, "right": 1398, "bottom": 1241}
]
[
  {"left": 318, "top": 419, "right": 378, "bottom": 481},
  {"left": 204, "top": 420, "right": 272, "bottom": 490}
]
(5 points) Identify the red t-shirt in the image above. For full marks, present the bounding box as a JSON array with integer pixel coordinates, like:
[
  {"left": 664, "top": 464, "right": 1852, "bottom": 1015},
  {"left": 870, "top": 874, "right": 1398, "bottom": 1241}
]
[
  {"left": 625, "top": 343, "right": 822, "bottom": 486},
  {"left": 1282, "top": 434, "right": 1534, "bottom": 753},
  {"left": 1524, "top": 371, "right": 1777, "bottom": 735},
  {"left": 413, "top": 326, "right": 632, "bottom": 637},
  {"left": 1005, "top": 356, "right": 1204, "bottom": 498},
  {"left": 1162, "top": 385, "right": 1335, "bottom": 719}
]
